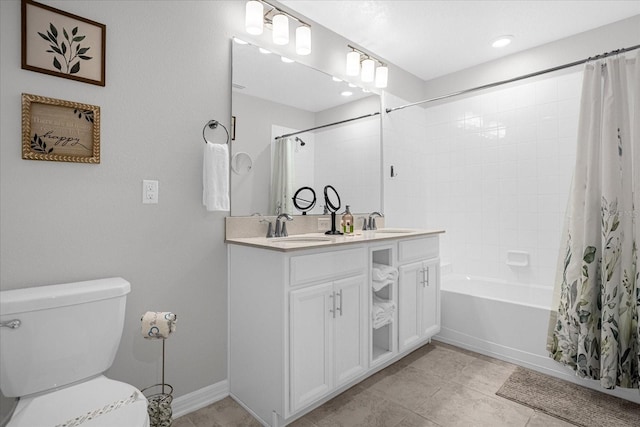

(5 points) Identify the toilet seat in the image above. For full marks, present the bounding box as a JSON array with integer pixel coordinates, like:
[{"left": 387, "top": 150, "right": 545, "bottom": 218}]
[{"left": 7, "top": 376, "right": 149, "bottom": 427}]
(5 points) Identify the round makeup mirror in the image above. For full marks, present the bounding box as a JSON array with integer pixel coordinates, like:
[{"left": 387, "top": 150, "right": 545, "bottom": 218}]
[
  {"left": 323, "top": 185, "right": 343, "bottom": 235},
  {"left": 293, "top": 186, "right": 316, "bottom": 215}
]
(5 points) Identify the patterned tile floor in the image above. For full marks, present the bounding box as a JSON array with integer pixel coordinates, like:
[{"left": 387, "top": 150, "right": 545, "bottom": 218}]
[{"left": 172, "top": 342, "right": 574, "bottom": 427}]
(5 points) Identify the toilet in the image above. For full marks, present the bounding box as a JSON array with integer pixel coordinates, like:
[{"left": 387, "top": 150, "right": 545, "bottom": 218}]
[{"left": 0, "top": 278, "right": 149, "bottom": 427}]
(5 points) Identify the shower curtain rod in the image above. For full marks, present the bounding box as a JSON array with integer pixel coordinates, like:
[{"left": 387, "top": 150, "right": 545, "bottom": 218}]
[
  {"left": 386, "top": 44, "right": 640, "bottom": 114},
  {"left": 274, "top": 111, "right": 381, "bottom": 140}
]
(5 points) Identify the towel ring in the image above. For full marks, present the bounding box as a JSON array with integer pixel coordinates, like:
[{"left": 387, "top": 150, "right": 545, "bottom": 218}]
[{"left": 202, "top": 120, "right": 230, "bottom": 145}]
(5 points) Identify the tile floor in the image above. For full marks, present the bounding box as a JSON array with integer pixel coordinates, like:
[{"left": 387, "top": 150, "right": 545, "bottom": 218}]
[{"left": 172, "top": 342, "right": 574, "bottom": 427}]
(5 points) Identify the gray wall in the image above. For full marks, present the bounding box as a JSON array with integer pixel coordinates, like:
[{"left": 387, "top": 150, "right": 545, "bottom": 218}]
[{"left": 0, "top": 0, "right": 423, "bottom": 400}]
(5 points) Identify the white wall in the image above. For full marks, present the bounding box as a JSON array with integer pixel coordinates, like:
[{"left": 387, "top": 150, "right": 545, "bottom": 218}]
[
  {"left": 384, "top": 16, "right": 639, "bottom": 287},
  {"left": 386, "top": 72, "right": 581, "bottom": 286}
]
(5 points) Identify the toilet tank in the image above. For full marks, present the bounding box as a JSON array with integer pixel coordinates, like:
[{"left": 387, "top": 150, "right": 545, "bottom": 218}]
[{"left": 0, "top": 278, "right": 131, "bottom": 398}]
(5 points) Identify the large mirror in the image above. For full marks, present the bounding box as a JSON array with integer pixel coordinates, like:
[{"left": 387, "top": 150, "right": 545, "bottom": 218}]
[{"left": 231, "top": 39, "right": 382, "bottom": 216}]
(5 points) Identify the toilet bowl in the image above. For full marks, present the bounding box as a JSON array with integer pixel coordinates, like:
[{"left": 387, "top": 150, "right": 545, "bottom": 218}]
[{"left": 0, "top": 278, "right": 149, "bottom": 427}]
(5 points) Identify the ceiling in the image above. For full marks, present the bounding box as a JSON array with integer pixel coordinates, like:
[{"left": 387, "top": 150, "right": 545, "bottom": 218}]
[{"left": 280, "top": 0, "right": 640, "bottom": 81}]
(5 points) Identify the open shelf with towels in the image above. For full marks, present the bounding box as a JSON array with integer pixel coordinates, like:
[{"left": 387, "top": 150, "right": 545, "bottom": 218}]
[{"left": 369, "top": 245, "right": 398, "bottom": 367}]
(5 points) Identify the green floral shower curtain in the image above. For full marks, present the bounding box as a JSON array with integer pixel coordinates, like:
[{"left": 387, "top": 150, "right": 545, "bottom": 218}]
[{"left": 547, "top": 51, "right": 639, "bottom": 390}]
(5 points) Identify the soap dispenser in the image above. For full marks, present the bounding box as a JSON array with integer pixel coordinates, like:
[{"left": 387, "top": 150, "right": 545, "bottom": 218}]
[{"left": 342, "top": 205, "right": 354, "bottom": 235}]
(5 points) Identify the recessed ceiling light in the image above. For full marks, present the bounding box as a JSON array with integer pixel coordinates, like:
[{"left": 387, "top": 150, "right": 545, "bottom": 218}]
[
  {"left": 280, "top": 56, "right": 294, "bottom": 63},
  {"left": 341, "top": 91, "right": 353, "bottom": 97},
  {"left": 492, "top": 35, "right": 513, "bottom": 48},
  {"left": 362, "top": 88, "right": 370, "bottom": 93},
  {"left": 332, "top": 76, "right": 342, "bottom": 82},
  {"left": 233, "top": 38, "right": 248, "bottom": 45},
  {"left": 348, "top": 83, "right": 356, "bottom": 88},
  {"left": 259, "top": 48, "right": 271, "bottom": 54}
]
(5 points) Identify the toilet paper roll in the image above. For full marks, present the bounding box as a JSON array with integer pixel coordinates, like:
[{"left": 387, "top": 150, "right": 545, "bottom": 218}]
[{"left": 141, "top": 311, "right": 177, "bottom": 339}]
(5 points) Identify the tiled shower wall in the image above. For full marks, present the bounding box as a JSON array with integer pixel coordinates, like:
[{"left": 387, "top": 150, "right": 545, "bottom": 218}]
[{"left": 384, "top": 70, "right": 583, "bottom": 287}]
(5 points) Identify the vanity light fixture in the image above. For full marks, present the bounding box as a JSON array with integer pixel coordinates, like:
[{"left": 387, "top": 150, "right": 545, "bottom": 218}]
[
  {"left": 244, "top": 0, "right": 312, "bottom": 55},
  {"left": 492, "top": 35, "right": 513, "bottom": 48},
  {"left": 346, "top": 45, "right": 388, "bottom": 88},
  {"left": 361, "top": 58, "right": 375, "bottom": 82},
  {"left": 375, "top": 65, "right": 388, "bottom": 88},
  {"left": 245, "top": 1, "right": 264, "bottom": 35},
  {"left": 272, "top": 13, "right": 289, "bottom": 45}
]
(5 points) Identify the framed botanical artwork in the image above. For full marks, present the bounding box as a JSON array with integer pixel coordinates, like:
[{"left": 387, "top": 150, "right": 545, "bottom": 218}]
[
  {"left": 21, "top": 0, "right": 106, "bottom": 86},
  {"left": 22, "top": 93, "right": 101, "bottom": 164}
]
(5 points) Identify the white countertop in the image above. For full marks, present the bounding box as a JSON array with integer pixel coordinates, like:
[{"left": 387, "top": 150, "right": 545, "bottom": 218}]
[{"left": 225, "top": 228, "right": 445, "bottom": 252}]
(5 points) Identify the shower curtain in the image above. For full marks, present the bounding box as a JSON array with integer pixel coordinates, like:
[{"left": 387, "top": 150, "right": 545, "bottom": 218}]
[
  {"left": 547, "top": 51, "right": 639, "bottom": 390},
  {"left": 270, "top": 137, "right": 295, "bottom": 215}
]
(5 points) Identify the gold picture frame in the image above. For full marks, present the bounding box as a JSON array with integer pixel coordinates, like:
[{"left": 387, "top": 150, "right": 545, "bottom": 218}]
[
  {"left": 22, "top": 0, "right": 106, "bottom": 86},
  {"left": 22, "top": 93, "right": 100, "bottom": 163}
]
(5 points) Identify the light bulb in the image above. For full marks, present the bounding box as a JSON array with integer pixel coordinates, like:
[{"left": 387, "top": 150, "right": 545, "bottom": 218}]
[
  {"left": 245, "top": 1, "right": 263, "bottom": 35},
  {"left": 296, "top": 26, "right": 311, "bottom": 55},
  {"left": 361, "top": 58, "right": 375, "bottom": 82},
  {"left": 346, "top": 51, "right": 360, "bottom": 76},
  {"left": 375, "top": 65, "right": 388, "bottom": 88},
  {"left": 272, "top": 14, "right": 289, "bottom": 45}
]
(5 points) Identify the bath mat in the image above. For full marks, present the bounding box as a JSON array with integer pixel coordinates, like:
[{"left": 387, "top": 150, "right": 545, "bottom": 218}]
[{"left": 496, "top": 366, "right": 640, "bottom": 427}]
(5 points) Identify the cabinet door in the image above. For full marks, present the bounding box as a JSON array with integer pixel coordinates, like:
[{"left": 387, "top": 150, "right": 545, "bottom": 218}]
[
  {"left": 333, "top": 275, "right": 367, "bottom": 387},
  {"left": 398, "top": 261, "right": 423, "bottom": 352},
  {"left": 420, "top": 259, "right": 440, "bottom": 338},
  {"left": 290, "top": 282, "right": 334, "bottom": 413}
]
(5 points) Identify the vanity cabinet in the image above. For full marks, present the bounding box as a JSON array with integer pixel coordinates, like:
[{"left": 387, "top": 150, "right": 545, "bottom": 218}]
[
  {"left": 398, "top": 259, "right": 440, "bottom": 352},
  {"left": 227, "top": 232, "right": 441, "bottom": 427},
  {"left": 397, "top": 236, "right": 441, "bottom": 352},
  {"left": 290, "top": 274, "right": 366, "bottom": 413}
]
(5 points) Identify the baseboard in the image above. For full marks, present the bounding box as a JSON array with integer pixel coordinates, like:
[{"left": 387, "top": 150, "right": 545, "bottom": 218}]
[{"left": 172, "top": 380, "right": 229, "bottom": 419}]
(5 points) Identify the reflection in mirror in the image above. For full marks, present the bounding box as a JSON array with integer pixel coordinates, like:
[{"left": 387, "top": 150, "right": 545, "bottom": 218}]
[{"left": 231, "top": 39, "right": 382, "bottom": 216}]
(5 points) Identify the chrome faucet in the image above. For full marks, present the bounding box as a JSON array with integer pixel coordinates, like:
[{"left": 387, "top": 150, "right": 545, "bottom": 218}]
[
  {"left": 367, "top": 212, "right": 383, "bottom": 230},
  {"left": 260, "top": 218, "right": 274, "bottom": 238},
  {"left": 275, "top": 213, "right": 293, "bottom": 237}
]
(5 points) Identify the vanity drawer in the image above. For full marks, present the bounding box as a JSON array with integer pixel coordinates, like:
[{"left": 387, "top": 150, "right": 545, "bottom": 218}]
[
  {"left": 398, "top": 236, "right": 439, "bottom": 263},
  {"left": 290, "top": 248, "right": 366, "bottom": 286}
]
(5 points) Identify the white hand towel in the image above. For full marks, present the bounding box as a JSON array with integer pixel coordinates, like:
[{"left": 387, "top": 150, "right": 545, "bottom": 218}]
[
  {"left": 372, "top": 263, "right": 398, "bottom": 281},
  {"left": 203, "top": 142, "right": 230, "bottom": 211}
]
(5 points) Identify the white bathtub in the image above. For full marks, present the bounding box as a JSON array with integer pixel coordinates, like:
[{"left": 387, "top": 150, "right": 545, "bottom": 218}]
[{"left": 435, "top": 274, "right": 640, "bottom": 404}]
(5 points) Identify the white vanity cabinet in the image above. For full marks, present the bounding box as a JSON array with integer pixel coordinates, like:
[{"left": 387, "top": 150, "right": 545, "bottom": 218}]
[
  {"left": 227, "top": 231, "right": 441, "bottom": 427},
  {"left": 290, "top": 274, "right": 367, "bottom": 413},
  {"left": 397, "top": 237, "right": 441, "bottom": 352}
]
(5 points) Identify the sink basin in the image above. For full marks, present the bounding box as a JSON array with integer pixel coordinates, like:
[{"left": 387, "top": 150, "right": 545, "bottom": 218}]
[{"left": 375, "top": 229, "right": 414, "bottom": 234}]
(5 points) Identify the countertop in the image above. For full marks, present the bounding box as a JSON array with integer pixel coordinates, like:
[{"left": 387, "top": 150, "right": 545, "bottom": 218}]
[{"left": 225, "top": 228, "right": 445, "bottom": 252}]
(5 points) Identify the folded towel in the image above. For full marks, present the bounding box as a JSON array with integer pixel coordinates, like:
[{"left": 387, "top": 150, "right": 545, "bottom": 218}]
[
  {"left": 203, "top": 142, "right": 230, "bottom": 211},
  {"left": 372, "top": 295, "right": 396, "bottom": 327},
  {"left": 372, "top": 278, "right": 394, "bottom": 292},
  {"left": 372, "top": 263, "right": 398, "bottom": 281},
  {"left": 141, "top": 311, "right": 177, "bottom": 339}
]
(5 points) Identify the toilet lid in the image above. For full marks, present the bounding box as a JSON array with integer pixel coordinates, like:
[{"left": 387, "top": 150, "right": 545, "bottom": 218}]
[{"left": 8, "top": 376, "right": 149, "bottom": 427}]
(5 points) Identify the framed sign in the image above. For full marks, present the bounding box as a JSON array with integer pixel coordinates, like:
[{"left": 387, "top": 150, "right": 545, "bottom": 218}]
[
  {"left": 21, "top": 0, "right": 106, "bottom": 86},
  {"left": 22, "top": 93, "right": 101, "bottom": 163}
]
